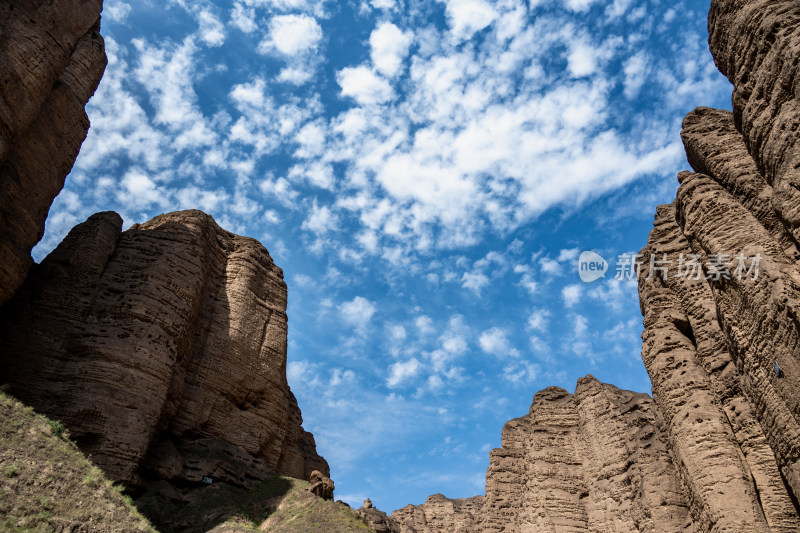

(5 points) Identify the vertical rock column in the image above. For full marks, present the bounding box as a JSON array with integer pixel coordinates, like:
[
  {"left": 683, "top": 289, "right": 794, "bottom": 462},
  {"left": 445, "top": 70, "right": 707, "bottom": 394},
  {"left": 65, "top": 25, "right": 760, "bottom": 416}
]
[
  {"left": 0, "top": 210, "right": 328, "bottom": 486},
  {"left": 476, "top": 378, "right": 692, "bottom": 533},
  {"left": 0, "top": 0, "right": 107, "bottom": 305}
]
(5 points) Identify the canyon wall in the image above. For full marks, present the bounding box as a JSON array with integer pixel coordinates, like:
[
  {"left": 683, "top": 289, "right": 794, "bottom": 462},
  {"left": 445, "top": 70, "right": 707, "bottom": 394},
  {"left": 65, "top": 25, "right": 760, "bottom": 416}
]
[
  {"left": 388, "top": 377, "right": 694, "bottom": 533},
  {"left": 390, "top": 494, "right": 484, "bottom": 533},
  {"left": 0, "top": 1, "right": 328, "bottom": 498},
  {"left": 385, "top": 0, "right": 800, "bottom": 531},
  {"left": 0, "top": 210, "right": 328, "bottom": 488},
  {"left": 0, "top": 0, "right": 106, "bottom": 306},
  {"left": 634, "top": 0, "right": 800, "bottom": 529}
]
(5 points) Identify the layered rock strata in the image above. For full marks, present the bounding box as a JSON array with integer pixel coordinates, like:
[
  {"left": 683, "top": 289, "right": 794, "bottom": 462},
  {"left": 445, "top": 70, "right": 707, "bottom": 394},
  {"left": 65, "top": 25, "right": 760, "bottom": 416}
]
[
  {"left": 390, "top": 494, "right": 484, "bottom": 533},
  {"left": 475, "top": 376, "right": 693, "bottom": 532},
  {"left": 0, "top": 0, "right": 106, "bottom": 305},
  {"left": 0, "top": 210, "right": 328, "bottom": 488},
  {"left": 357, "top": 499, "right": 401, "bottom": 533},
  {"left": 632, "top": 0, "right": 800, "bottom": 529}
]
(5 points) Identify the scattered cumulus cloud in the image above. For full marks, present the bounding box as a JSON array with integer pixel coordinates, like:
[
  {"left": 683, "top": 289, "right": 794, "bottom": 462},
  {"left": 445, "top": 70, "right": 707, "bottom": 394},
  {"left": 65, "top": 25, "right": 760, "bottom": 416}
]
[
  {"left": 340, "top": 296, "right": 377, "bottom": 333},
  {"left": 562, "top": 284, "right": 583, "bottom": 307},
  {"left": 259, "top": 14, "right": 323, "bottom": 56},
  {"left": 370, "top": 22, "right": 414, "bottom": 78},
  {"left": 337, "top": 66, "right": 395, "bottom": 105},
  {"left": 387, "top": 358, "right": 422, "bottom": 387},
  {"left": 104, "top": 1, "right": 132, "bottom": 22},
  {"left": 478, "top": 327, "right": 520, "bottom": 358},
  {"left": 444, "top": 0, "right": 499, "bottom": 42}
]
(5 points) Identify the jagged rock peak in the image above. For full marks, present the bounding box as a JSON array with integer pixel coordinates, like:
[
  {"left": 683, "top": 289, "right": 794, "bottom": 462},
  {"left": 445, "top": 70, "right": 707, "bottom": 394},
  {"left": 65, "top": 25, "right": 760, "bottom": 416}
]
[
  {"left": 390, "top": 493, "right": 485, "bottom": 533},
  {"left": 475, "top": 376, "right": 692, "bottom": 532},
  {"left": 0, "top": 209, "right": 328, "bottom": 489},
  {"left": 0, "top": 1, "right": 107, "bottom": 306}
]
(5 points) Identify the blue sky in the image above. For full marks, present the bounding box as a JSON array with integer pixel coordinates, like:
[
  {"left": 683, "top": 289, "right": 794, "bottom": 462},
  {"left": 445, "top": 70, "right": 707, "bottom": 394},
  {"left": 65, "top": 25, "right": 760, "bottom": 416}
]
[{"left": 36, "top": 0, "right": 732, "bottom": 513}]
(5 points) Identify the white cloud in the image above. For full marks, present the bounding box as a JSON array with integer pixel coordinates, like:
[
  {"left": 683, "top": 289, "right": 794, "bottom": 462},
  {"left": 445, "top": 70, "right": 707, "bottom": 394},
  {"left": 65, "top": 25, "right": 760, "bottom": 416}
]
[
  {"left": 230, "top": 3, "right": 257, "bottom": 33},
  {"left": 132, "top": 38, "right": 216, "bottom": 149},
  {"left": 104, "top": 1, "right": 132, "bottom": 22},
  {"left": 388, "top": 324, "right": 407, "bottom": 342},
  {"left": 478, "top": 327, "right": 520, "bottom": 358},
  {"left": 605, "top": 0, "right": 634, "bottom": 20},
  {"left": 259, "top": 14, "right": 323, "bottom": 56},
  {"left": 387, "top": 358, "right": 422, "bottom": 387},
  {"left": 563, "top": 0, "right": 601, "bottom": 13},
  {"left": 461, "top": 272, "right": 489, "bottom": 295},
  {"left": 567, "top": 40, "right": 599, "bottom": 77},
  {"left": 370, "top": 22, "right": 413, "bottom": 78},
  {"left": 558, "top": 248, "right": 579, "bottom": 262},
  {"left": 443, "top": 0, "right": 498, "bottom": 42},
  {"left": 623, "top": 52, "right": 649, "bottom": 99},
  {"left": 527, "top": 309, "right": 550, "bottom": 332},
  {"left": 562, "top": 284, "right": 583, "bottom": 307},
  {"left": 340, "top": 296, "right": 377, "bottom": 333},
  {"left": 198, "top": 10, "right": 226, "bottom": 46},
  {"left": 302, "top": 202, "right": 339, "bottom": 234},
  {"left": 370, "top": 0, "right": 396, "bottom": 8},
  {"left": 337, "top": 66, "right": 395, "bottom": 105},
  {"left": 502, "top": 360, "right": 539, "bottom": 384},
  {"left": 277, "top": 66, "right": 313, "bottom": 85},
  {"left": 415, "top": 315, "right": 435, "bottom": 335},
  {"left": 118, "top": 170, "right": 169, "bottom": 209}
]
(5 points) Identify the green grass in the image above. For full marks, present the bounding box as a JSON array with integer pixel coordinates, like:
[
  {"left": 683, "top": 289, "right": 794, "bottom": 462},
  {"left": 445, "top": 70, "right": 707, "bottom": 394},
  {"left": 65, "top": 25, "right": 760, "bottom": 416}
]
[
  {"left": 263, "top": 490, "right": 373, "bottom": 532},
  {"left": 0, "top": 391, "right": 155, "bottom": 532}
]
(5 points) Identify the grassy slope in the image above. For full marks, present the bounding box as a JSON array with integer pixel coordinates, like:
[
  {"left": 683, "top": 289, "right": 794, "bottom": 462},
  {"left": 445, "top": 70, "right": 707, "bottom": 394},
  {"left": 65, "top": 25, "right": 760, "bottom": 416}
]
[
  {"left": 262, "top": 490, "right": 373, "bottom": 533},
  {"left": 0, "top": 391, "right": 155, "bottom": 532},
  {"left": 0, "top": 390, "right": 372, "bottom": 532},
  {"left": 138, "top": 476, "right": 373, "bottom": 533}
]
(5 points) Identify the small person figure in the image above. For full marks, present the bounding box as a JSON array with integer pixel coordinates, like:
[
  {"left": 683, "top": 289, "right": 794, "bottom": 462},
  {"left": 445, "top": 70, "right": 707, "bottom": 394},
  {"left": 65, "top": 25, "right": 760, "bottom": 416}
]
[{"left": 775, "top": 360, "right": 784, "bottom": 378}]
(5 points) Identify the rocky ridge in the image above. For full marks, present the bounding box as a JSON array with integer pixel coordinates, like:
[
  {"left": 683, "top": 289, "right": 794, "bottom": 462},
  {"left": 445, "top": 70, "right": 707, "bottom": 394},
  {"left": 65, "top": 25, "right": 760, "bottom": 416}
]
[
  {"left": 0, "top": 1, "right": 335, "bottom": 528},
  {"left": 390, "top": 494, "right": 483, "bottom": 533}
]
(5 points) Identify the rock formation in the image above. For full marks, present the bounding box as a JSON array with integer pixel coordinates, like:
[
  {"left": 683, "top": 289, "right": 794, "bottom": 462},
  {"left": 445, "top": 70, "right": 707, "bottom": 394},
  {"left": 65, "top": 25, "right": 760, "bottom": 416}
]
[
  {"left": 379, "top": 1, "right": 800, "bottom": 531},
  {"left": 0, "top": 210, "right": 328, "bottom": 490},
  {"left": 357, "top": 498, "right": 401, "bottom": 533},
  {"left": 307, "top": 470, "right": 335, "bottom": 501},
  {"left": 633, "top": 0, "right": 800, "bottom": 530},
  {"left": 477, "top": 377, "right": 693, "bottom": 532},
  {"left": 0, "top": 0, "right": 106, "bottom": 306},
  {"left": 391, "top": 494, "right": 484, "bottom": 533}
]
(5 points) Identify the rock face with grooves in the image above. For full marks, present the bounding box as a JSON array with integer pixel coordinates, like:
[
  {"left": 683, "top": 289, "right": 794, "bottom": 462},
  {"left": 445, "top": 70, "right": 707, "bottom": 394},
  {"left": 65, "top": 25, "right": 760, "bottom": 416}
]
[
  {"left": 390, "top": 494, "right": 484, "bottom": 533},
  {"left": 0, "top": 1, "right": 106, "bottom": 306},
  {"left": 357, "top": 498, "right": 401, "bottom": 533},
  {"left": 476, "top": 376, "right": 693, "bottom": 533},
  {"left": 0, "top": 210, "right": 328, "bottom": 488},
  {"left": 633, "top": 0, "right": 800, "bottom": 530}
]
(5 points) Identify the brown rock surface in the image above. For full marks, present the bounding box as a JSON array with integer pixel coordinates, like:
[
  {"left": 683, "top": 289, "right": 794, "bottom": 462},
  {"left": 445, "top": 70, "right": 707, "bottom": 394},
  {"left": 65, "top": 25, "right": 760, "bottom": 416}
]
[
  {"left": 390, "top": 493, "right": 484, "bottom": 533},
  {"left": 475, "top": 376, "right": 693, "bottom": 533},
  {"left": 0, "top": 210, "right": 328, "bottom": 489},
  {"left": 357, "top": 499, "right": 401, "bottom": 533},
  {"left": 307, "top": 470, "right": 335, "bottom": 501},
  {"left": 0, "top": 0, "right": 106, "bottom": 306},
  {"left": 633, "top": 0, "right": 800, "bottom": 530}
]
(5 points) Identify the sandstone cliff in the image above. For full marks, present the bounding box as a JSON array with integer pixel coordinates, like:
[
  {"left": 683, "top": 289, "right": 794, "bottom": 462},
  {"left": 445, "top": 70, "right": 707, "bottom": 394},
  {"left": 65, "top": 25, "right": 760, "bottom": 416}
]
[
  {"left": 0, "top": 0, "right": 106, "bottom": 306},
  {"left": 382, "top": 2, "right": 800, "bottom": 531},
  {"left": 390, "top": 493, "right": 483, "bottom": 533},
  {"left": 476, "top": 376, "right": 693, "bottom": 532},
  {"left": 384, "top": 377, "right": 694, "bottom": 533},
  {"left": 0, "top": 210, "right": 328, "bottom": 490},
  {"left": 633, "top": 0, "right": 800, "bottom": 530}
]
